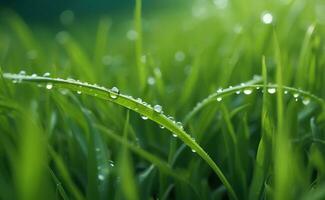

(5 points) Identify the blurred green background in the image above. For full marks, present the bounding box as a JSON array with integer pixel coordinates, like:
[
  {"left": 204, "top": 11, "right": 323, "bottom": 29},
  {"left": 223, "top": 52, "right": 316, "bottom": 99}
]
[{"left": 0, "top": 0, "right": 325, "bottom": 200}]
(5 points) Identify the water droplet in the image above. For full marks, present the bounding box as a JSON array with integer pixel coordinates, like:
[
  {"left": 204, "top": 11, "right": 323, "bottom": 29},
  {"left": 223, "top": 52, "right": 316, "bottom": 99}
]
[
  {"left": 302, "top": 97, "right": 310, "bottom": 105},
  {"left": 46, "top": 83, "right": 53, "bottom": 90},
  {"left": 284, "top": 90, "right": 288, "bottom": 94},
  {"left": 217, "top": 97, "right": 222, "bottom": 101},
  {"left": 176, "top": 122, "right": 183, "bottom": 130},
  {"left": 159, "top": 125, "right": 165, "bottom": 129},
  {"left": 191, "top": 149, "right": 196, "bottom": 153},
  {"left": 217, "top": 88, "right": 223, "bottom": 93},
  {"left": 31, "top": 74, "right": 37, "bottom": 77},
  {"left": 235, "top": 91, "right": 241, "bottom": 94},
  {"left": 261, "top": 11, "right": 273, "bottom": 24},
  {"left": 19, "top": 70, "right": 26, "bottom": 75},
  {"left": 98, "top": 174, "right": 105, "bottom": 181},
  {"left": 77, "top": 91, "right": 82, "bottom": 94},
  {"left": 175, "top": 51, "right": 186, "bottom": 62},
  {"left": 295, "top": 98, "right": 298, "bottom": 102},
  {"left": 293, "top": 93, "right": 299, "bottom": 98},
  {"left": 267, "top": 88, "right": 276, "bottom": 94},
  {"left": 109, "top": 160, "right": 115, "bottom": 167},
  {"left": 243, "top": 89, "right": 253, "bottom": 95},
  {"left": 95, "top": 148, "right": 100, "bottom": 152},
  {"left": 141, "top": 115, "right": 148, "bottom": 120},
  {"left": 110, "top": 87, "right": 119, "bottom": 99},
  {"left": 256, "top": 86, "right": 260, "bottom": 90},
  {"left": 43, "top": 72, "right": 50, "bottom": 77},
  {"left": 172, "top": 134, "right": 177, "bottom": 138},
  {"left": 153, "top": 105, "right": 162, "bottom": 113}
]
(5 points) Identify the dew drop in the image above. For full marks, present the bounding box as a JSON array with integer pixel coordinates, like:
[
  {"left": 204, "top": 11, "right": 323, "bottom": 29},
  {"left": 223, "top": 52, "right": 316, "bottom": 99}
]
[
  {"left": 217, "top": 88, "right": 223, "bottom": 93},
  {"left": 284, "top": 90, "right": 288, "bottom": 94},
  {"left": 31, "top": 73, "right": 37, "bottom": 77},
  {"left": 159, "top": 125, "right": 165, "bottom": 129},
  {"left": 109, "top": 160, "right": 115, "bottom": 167},
  {"left": 267, "top": 88, "right": 276, "bottom": 94},
  {"left": 98, "top": 174, "right": 105, "bottom": 181},
  {"left": 110, "top": 87, "right": 119, "bottom": 99},
  {"left": 217, "top": 97, "right": 223, "bottom": 101},
  {"left": 243, "top": 89, "right": 253, "bottom": 95},
  {"left": 147, "top": 76, "right": 156, "bottom": 85},
  {"left": 235, "top": 90, "right": 241, "bottom": 94},
  {"left": 19, "top": 70, "right": 26, "bottom": 75},
  {"left": 293, "top": 93, "right": 299, "bottom": 98},
  {"left": 46, "top": 83, "right": 53, "bottom": 90},
  {"left": 141, "top": 115, "right": 148, "bottom": 120},
  {"left": 43, "top": 72, "right": 50, "bottom": 77},
  {"left": 172, "top": 134, "right": 177, "bottom": 138},
  {"left": 191, "top": 149, "right": 196, "bottom": 153},
  {"left": 153, "top": 104, "right": 162, "bottom": 113},
  {"left": 302, "top": 98, "right": 310, "bottom": 105},
  {"left": 126, "top": 29, "right": 138, "bottom": 41},
  {"left": 176, "top": 122, "right": 183, "bottom": 130},
  {"left": 77, "top": 91, "right": 82, "bottom": 94}
]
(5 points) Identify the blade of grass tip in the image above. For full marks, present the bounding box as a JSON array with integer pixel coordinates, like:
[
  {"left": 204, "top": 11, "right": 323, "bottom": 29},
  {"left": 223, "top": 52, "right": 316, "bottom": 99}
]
[
  {"left": 183, "top": 76, "right": 262, "bottom": 125},
  {"left": 2, "top": 73, "right": 238, "bottom": 200},
  {"left": 48, "top": 168, "right": 70, "bottom": 200},
  {"left": 273, "top": 30, "right": 290, "bottom": 200},
  {"left": 134, "top": 0, "right": 146, "bottom": 91},
  {"left": 118, "top": 110, "right": 139, "bottom": 200},
  {"left": 249, "top": 56, "right": 273, "bottom": 200}
]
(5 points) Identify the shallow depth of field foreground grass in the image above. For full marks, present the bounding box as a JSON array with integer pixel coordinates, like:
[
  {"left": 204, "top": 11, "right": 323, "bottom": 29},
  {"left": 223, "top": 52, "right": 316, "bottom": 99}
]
[{"left": 0, "top": 0, "right": 325, "bottom": 199}]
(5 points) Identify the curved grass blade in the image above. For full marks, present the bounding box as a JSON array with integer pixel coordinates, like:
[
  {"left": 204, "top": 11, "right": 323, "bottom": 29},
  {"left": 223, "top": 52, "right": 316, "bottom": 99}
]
[
  {"left": 184, "top": 80, "right": 324, "bottom": 125},
  {"left": 3, "top": 73, "right": 238, "bottom": 200}
]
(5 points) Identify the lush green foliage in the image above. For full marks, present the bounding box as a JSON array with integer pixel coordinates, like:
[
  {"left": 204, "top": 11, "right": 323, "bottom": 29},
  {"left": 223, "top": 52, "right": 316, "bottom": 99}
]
[{"left": 0, "top": 0, "right": 325, "bottom": 200}]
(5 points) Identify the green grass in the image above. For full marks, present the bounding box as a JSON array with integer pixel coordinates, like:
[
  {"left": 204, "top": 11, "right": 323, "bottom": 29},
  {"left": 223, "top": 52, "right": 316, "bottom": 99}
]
[{"left": 1, "top": 0, "right": 325, "bottom": 199}]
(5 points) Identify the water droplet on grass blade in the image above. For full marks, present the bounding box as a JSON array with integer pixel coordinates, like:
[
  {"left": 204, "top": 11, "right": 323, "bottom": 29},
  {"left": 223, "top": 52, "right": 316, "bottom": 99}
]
[
  {"left": 217, "top": 97, "right": 222, "bottom": 102},
  {"left": 293, "top": 93, "right": 299, "bottom": 98},
  {"left": 77, "top": 91, "right": 82, "bottom": 94},
  {"left": 141, "top": 115, "right": 148, "bottom": 120},
  {"left": 98, "top": 174, "right": 105, "bottom": 181},
  {"left": 19, "top": 70, "right": 26, "bottom": 75},
  {"left": 302, "top": 98, "right": 310, "bottom": 105},
  {"left": 172, "top": 134, "right": 177, "bottom": 138},
  {"left": 243, "top": 89, "right": 253, "bottom": 95},
  {"left": 267, "top": 88, "right": 276, "bottom": 94},
  {"left": 46, "top": 83, "right": 53, "bottom": 90},
  {"left": 176, "top": 122, "right": 183, "bottom": 130},
  {"left": 43, "top": 72, "right": 50, "bottom": 77},
  {"left": 153, "top": 105, "right": 162, "bottom": 113},
  {"left": 191, "top": 149, "right": 196, "bottom": 153},
  {"left": 110, "top": 87, "right": 119, "bottom": 99},
  {"left": 235, "top": 91, "right": 241, "bottom": 94}
]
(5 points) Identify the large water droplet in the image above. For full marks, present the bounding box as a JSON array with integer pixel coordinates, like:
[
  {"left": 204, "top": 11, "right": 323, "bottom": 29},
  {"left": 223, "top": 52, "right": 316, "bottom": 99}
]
[
  {"left": 243, "top": 89, "right": 253, "bottom": 95},
  {"left": 267, "top": 88, "right": 276, "bottom": 94},
  {"left": 19, "top": 70, "right": 26, "bottom": 75},
  {"left": 110, "top": 87, "right": 119, "bottom": 99},
  {"left": 46, "top": 83, "right": 53, "bottom": 90},
  {"left": 153, "top": 105, "right": 162, "bottom": 113}
]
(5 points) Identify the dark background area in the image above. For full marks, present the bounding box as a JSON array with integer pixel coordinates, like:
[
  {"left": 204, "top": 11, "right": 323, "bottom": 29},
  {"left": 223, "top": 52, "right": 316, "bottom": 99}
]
[{"left": 0, "top": 0, "right": 187, "bottom": 23}]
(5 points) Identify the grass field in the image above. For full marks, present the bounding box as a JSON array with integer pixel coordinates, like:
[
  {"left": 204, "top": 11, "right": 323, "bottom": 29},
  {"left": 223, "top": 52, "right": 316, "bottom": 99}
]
[{"left": 0, "top": 0, "right": 325, "bottom": 199}]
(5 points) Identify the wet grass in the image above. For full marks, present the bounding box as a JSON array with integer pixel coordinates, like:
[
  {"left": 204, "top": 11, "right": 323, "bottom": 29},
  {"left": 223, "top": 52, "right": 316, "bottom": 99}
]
[{"left": 0, "top": 0, "right": 325, "bottom": 199}]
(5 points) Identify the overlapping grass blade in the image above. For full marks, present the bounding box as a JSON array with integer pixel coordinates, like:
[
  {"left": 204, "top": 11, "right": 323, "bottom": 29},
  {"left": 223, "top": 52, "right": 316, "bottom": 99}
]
[{"left": 3, "top": 72, "right": 238, "bottom": 200}]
